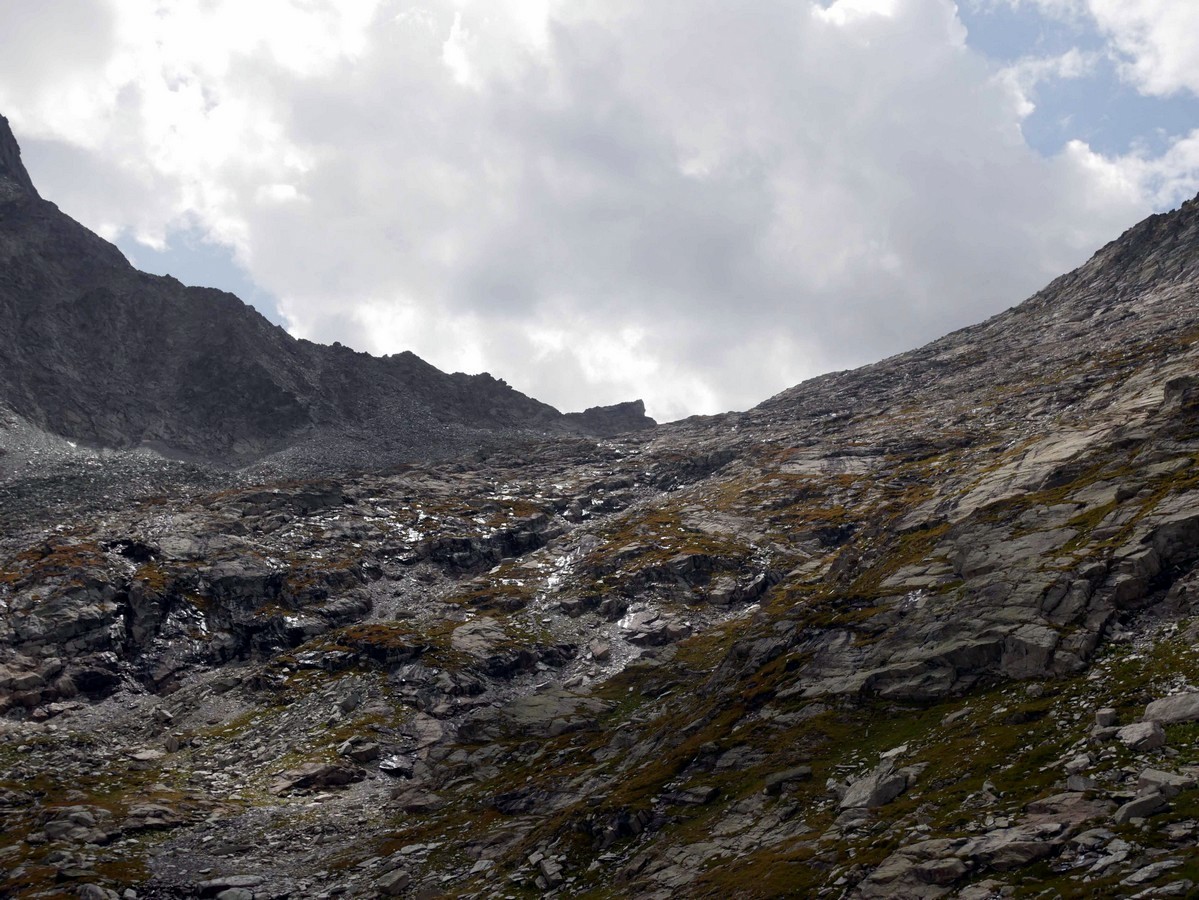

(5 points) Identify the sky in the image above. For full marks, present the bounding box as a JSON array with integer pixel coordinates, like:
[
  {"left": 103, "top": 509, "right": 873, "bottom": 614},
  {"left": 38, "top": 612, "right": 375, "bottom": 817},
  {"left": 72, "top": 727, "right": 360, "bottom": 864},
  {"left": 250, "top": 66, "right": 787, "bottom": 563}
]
[{"left": 2, "top": 1, "right": 1198, "bottom": 422}]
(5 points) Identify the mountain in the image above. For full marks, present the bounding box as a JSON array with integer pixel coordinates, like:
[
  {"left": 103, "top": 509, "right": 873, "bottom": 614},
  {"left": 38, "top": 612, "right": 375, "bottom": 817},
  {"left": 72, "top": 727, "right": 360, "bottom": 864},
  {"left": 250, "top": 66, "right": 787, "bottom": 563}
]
[
  {"left": 0, "top": 115, "right": 653, "bottom": 469},
  {"left": 3, "top": 118, "right": 1199, "bottom": 899}
]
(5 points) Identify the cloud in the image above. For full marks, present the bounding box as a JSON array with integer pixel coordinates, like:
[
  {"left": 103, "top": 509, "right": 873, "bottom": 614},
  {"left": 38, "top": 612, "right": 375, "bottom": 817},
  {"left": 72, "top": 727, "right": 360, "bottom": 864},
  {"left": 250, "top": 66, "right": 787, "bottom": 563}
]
[
  {"left": 1, "top": 0, "right": 1195, "bottom": 420},
  {"left": 982, "top": 0, "right": 1199, "bottom": 97},
  {"left": 1086, "top": 1, "right": 1199, "bottom": 96},
  {"left": 0, "top": 2, "right": 116, "bottom": 131},
  {"left": 997, "top": 49, "right": 1098, "bottom": 118}
]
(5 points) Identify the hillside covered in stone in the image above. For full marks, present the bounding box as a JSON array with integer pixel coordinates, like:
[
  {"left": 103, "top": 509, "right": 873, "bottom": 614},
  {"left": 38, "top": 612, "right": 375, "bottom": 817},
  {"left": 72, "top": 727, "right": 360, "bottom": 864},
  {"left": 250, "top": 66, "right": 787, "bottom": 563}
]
[
  {"left": 0, "top": 115, "right": 652, "bottom": 471},
  {"left": 4, "top": 125, "right": 1199, "bottom": 898}
]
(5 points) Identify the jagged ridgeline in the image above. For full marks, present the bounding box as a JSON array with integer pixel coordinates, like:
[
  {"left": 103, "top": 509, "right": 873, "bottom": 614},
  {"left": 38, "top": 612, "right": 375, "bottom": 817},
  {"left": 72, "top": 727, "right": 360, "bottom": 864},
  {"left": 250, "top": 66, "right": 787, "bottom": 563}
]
[
  {"left": 0, "top": 114, "right": 652, "bottom": 471},
  {"left": 3, "top": 115, "right": 1199, "bottom": 898}
]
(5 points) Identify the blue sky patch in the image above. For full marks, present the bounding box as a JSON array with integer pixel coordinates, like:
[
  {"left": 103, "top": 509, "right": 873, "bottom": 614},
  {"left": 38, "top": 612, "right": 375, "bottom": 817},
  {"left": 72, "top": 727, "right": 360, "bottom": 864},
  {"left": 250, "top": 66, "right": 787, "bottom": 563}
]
[
  {"left": 116, "top": 227, "right": 285, "bottom": 326},
  {"left": 960, "top": 1, "right": 1199, "bottom": 164}
]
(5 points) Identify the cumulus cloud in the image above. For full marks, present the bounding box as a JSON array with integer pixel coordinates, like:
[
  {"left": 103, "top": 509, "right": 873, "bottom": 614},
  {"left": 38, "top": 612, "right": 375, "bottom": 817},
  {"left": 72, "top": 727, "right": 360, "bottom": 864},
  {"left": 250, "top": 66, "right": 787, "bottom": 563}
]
[
  {"left": 997, "top": 48, "right": 1098, "bottom": 119},
  {"left": 987, "top": 0, "right": 1199, "bottom": 97},
  {"left": 1, "top": 0, "right": 1195, "bottom": 420},
  {"left": 1086, "top": 1, "right": 1199, "bottom": 96}
]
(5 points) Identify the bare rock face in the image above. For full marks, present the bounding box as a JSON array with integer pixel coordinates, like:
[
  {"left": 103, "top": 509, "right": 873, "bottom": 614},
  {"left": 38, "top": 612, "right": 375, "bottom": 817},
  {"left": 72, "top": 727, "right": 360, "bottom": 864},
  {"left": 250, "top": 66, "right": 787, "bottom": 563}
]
[
  {"left": 0, "top": 115, "right": 37, "bottom": 197},
  {"left": 564, "top": 399, "right": 655, "bottom": 436},
  {"left": 8, "top": 115, "right": 1199, "bottom": 898}
]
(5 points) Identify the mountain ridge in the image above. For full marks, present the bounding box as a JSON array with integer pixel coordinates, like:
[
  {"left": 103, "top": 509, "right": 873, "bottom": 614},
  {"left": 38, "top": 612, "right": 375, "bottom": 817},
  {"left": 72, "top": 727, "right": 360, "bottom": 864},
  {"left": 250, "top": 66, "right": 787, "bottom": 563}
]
[
  {"left": 0, "top": 115, "right": 37, "bottom": 197},
  {"left": 0, "top": 115, "right": 654, "bottom": 469}
]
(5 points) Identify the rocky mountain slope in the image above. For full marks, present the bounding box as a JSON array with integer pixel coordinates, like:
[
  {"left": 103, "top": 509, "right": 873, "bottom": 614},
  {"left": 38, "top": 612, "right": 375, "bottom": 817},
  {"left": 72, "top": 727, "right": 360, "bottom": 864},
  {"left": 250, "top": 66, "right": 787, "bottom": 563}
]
[
  {"left": 4, "top": 123, "right": 1199, "bottom": 898},
  {"left": 0, "top": 115, "right": 652, "bottom": 470}
]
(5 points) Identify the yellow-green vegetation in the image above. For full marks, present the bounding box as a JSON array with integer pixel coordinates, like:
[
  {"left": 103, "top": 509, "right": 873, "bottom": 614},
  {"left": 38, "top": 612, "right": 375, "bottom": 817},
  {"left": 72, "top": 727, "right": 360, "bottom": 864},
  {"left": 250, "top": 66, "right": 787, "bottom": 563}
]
[
  {"left": 442, "top": 571, "right": 534, "bottom": 612},
  {"left": 483, "top": 497, "right": 548, "bottom": 526},
  {"left": 981, "top": 447, "right": 1199, "bottom": 566},
  {"left": 283, "top": 556, "right": 361, "bottom": 597},
  {"left": 592, "top": 505, "right": 742, "bottom": 564},
  {"left": 287, "top": 619, "right": 513, "bottom": 673},
  {"left": 338, "top": 621, "right": 428, "bottom": 650},
  {"left": 0, "top": 729, "right": 202, "bottom": 897},
  {"left": 397, "top": 609, "right": 1199, "bottom": 898},
  {"left": 1059, "top": 499, "right": 1121, "bottom": 553},
  {"left": 133, "top": 560, "right": 172, "bottom": 594},
  {"left": 843, "top": 521, "right": 954, "bottom": 600},
  {"left": 579, "top": 503, "right": 755, "bottom": 598},
  {"left": 0, "top": 535, "right": 107, "bottom": 589},
  {"left": 671, "top": 620, "right": 742, "bottom": 671}
]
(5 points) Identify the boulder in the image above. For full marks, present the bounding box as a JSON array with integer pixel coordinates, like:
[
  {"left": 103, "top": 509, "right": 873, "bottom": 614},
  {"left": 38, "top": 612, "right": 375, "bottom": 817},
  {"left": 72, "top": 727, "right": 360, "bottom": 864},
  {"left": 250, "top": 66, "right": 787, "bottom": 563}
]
[
  {"left": 122, "top": 803, "right": 185, "bottom": 833},
  {"left": 390, "top": 788, "right": 446, "bottom": 813},
  {"left": 1025, "top": 791, "right": 1113, "bottom": 827},
  {"left": 957, "top": 823, "right": 1061, "bottom": 870},
  {"left": 764, "top": 766, "right": 813, "bottom": 796},
  {"left": 913, "top": 857, "right": 968, "bottom": 886},
  {"left": 1113, "top": 791, "right": 1167, "bottom": 825},
  {"left": 376, "top": 868, "right": 411, "bottom": 896},
  {"left": 1121, "top": 859, "right": 1185, "bottom": 887},
  {"left": 1144, "top": 692, "right": 1199, "bottom": 725},
  {"left": 379, "top": 755, "right": 416, "bottom": 778},
  {"left": 853, "top": 838, "right": 968, "bottom": 898},
  {"left": 269, "top": 761, "right": 365, "bottom": 795},
  {"left": 622, "top": 610, "right": 692, "bottom": 646},
  {"left": 77, "top": 887, "right": 120, "bottom": 900},
  {"left": 840, "top": 760, "right": 910, "bottom": 809},
  {"left": 196, "top": 876, "right": 264, "bottom": 898},
  {"left": 1137, "top": 768, "right": 1196, "bottom": 799},
  {"left": 1000, "top": 624, "right": 1060, "bottom": 679},
  {"left": 337, "top": 739, "right": 381, "bottom": 763},
  {"left": 1116, "top": 721, "right": 1165, "bottom": 751}
]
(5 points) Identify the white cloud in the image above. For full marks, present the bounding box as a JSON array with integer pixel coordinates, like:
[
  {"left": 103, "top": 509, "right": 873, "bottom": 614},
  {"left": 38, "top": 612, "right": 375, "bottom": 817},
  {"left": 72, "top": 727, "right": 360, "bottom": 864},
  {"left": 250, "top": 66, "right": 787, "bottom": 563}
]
[
  {"left": 1081, "top": 131, "right": 1199, "bottom": 210},
  {"left": 1087, "top": 1, "right": 1199, "bottom": 96},
  {"left": 2, "top": 0, "right": 1195, "bottom": 421},
  {"left": 997, "top": 48, "right": 1097, "bottom": 118},
  {"left": 441, "top": 12, "right": 480, "bottom": 88},
  {"left": 981, "top": 0, "right": 1199, "bottom": 97},
  {"left": 815, "top": 0, "right": 902, "bottom": 27}
]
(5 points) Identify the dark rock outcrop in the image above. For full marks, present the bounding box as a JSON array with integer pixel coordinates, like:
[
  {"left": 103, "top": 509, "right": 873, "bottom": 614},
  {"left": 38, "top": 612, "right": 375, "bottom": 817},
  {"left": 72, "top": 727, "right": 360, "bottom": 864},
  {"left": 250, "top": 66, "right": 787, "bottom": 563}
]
[
  {"left": 563, "top": 399, "right": 655, "bottom": 436},
  {"left": 0, "top": 115, "right": 37, "bottom": 197}
]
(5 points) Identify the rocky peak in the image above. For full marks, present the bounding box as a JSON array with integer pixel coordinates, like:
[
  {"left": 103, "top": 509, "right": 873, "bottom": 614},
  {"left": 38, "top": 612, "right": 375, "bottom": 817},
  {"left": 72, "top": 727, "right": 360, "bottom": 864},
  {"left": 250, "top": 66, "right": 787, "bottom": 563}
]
[
  {"left": 564, "top": 399, "right": 656, "bottom": 436},
  {"left": 0, "top": 115, "right": 38, "bottom": 198},
  {"left": 1026, "top": 189, "right": 1199, "bottom": 312},
  {"left": 0, "top": 117, "right": 656, "bottom": 467}
]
